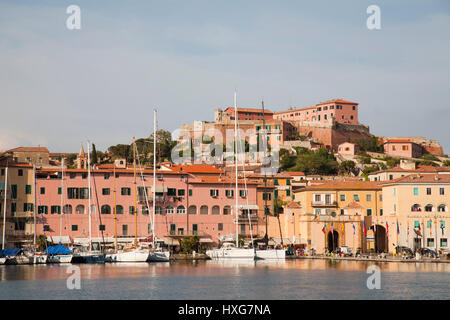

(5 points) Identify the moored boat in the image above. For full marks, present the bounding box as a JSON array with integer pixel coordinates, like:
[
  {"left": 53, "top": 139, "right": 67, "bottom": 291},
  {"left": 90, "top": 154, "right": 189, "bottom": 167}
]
[{"left": 45, "top": 243, "right": 73, "bottom": 264}]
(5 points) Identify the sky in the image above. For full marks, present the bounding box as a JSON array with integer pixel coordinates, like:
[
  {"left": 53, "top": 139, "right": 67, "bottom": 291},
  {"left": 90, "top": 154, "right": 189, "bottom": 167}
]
[{"left": 0, "top": 0, "right": 449, "bottom": 154}]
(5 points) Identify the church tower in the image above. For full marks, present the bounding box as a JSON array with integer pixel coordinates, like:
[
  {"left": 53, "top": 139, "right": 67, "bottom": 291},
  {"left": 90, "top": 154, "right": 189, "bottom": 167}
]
[{"left": 76, "top": 146, "right": 87, "bottom": 169}]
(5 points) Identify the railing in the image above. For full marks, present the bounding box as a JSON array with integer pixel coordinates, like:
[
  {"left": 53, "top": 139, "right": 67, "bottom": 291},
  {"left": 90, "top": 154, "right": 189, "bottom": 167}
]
[
  {"left": 11, "top": 211, "right": 34, "bottom": 219},
  {"left": 168, "top": 230, "right": 209, "bottom": 237},
  {"left": 311, "top": 201, "right": 337, "bottom": 207}
]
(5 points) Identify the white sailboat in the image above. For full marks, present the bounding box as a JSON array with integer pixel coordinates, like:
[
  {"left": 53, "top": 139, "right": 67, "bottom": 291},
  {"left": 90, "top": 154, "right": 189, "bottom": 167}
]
[
  {"left": 106, "top": 138, "right": 149, "bottom": 263},
  {"left": 72, "top": 142, "right": 105, "bottom": 263},
  {"left": 206, "top": 92, "right": 256, "bottom": 260},
  {"left": 147, "top": 109, "right": 170, "bottom": 262},
  {"left": 255, "top": 100, "right": 285, "bottom": 260}
]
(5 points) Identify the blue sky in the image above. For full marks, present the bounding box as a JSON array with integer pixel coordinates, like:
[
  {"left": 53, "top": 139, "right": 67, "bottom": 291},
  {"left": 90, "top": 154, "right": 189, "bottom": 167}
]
[{"left": 0, "top": 1, "right": 449, "bottom": 154}]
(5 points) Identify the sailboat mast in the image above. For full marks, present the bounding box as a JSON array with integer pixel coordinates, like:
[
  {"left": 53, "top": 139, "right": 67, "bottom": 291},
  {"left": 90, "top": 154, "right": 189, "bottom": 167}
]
[
  {"left": 33, "top": 165, "right": 37, "bottom": 252},
  {"left": 152, "top": 109, "right": 157, "bottom": 248},
  {"left": 262, "top": 100, "right": 268, "bottom": 247},
  {"left": 2, "top": 166, "right": 7, "bottom": 250},
  {"left": 87, "top": 142, "right": 92, "bottom": 251},
  {"left": 60, "top": 158, "right": 64, "bottom": 238},
  {"left": 234, "top": 91, "right": 239, "bottom": 247},
  {"left": 113, "top": 166, "right": 117, "bottom": 251},
  {"left": 133, "top": 137, "right": 138, "bottom": 248}
]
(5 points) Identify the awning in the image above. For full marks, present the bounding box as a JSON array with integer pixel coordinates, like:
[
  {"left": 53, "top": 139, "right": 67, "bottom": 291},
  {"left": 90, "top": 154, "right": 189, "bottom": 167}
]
[
  {"left": 48, "top": 236, "right": 71, "bottom": 244},
  {"left": 199, "top": 238, "right": 213, "bottom": 243},
  {"left": 235, "top": 204, "right": 259, "bottom": 210},
  {"left": 161, "top": 238, "right": 179, "bottom": 246},
  {"left": 151, "top": 185, "right": 168, "bottom": 193}
]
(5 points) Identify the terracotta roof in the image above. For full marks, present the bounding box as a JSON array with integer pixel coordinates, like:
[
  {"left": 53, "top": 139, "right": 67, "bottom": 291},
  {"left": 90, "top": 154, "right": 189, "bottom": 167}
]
[
  {"left": 284, "top": 171, "right": 305, "bottom": 176},
  {"left": 224, "top": 107, "right": 274, "bottom": 114},
  {"left": 286, "top": 201, "right": 301, "bottom": 209},
  {"left": 316, "top": 99, "right": 358, "bottom": 106},
  {"left": 379, "top": 174, "right": 450, "bottom": 185},
  {"left": 384, "top": 139, "right": 416, "bottom": 144},
  {"left": 368, "top": 166, "right": 450, "bottom": 175},
  {"left": 6, "top": 147, "right": 49, "bottom": 153},
  {"left": 166, "top": 164, "right": 223, "bottom": 174},
  {"left": 304, "top": 181, "right": 382, "bottom": 191},
  {"left": 188, "top": 176, "right": 259, "bottom": 185},
  {"left": 0, "top": 161, "right": 33, "bottom": 168},
  {"left": 273, "top": 106, "right": 316, "bottom": 115}
]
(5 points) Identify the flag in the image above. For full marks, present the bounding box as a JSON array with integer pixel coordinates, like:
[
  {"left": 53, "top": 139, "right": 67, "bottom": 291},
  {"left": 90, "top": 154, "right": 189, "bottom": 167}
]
[
  {"left": 397, "top": 221, "right": 400, "bottom": 235},
  {"left": 429, "top": 220, "right": 432, "bottom": 235},
  {"left": 363, "top": 220, "right": 367, "bottom": 235},
  {"left": 322, "top": 223, "right": 326, "bottom": 234},
  {"left": 353, "top": 223, "right": 355, "bottom": 235},
  {"left": 442, "top": 225, "right": 445, "bottom": 236},
  {"left": 342, "top": 222, "right": 345, "bottom": 233},
  {"left": 386, "top": 221, "right": 389, "bottom": 235}
]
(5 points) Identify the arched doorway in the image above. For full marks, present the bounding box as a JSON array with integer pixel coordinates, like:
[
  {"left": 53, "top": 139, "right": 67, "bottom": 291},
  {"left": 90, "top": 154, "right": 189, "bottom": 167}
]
[
  {"left": 327, "top": 231, "right": 339, "bottom": 253},
  {"left": 375, "top": 225, "right": 387, "bottom": 253}
]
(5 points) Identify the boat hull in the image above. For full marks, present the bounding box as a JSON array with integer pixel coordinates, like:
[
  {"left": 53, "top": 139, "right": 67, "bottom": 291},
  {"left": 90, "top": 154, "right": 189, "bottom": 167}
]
[
  {"left": 0, "top": 258, "right": 5, "bottom": 265},
  {"left": 32, "top": 254, "right": 48, "bottom": 264},
  {"left": 48, "top": 255, "right": 73, "bottom": 264},
  {"left": 106, "top": 250, "right": 149, "bottom": 263},
  {"left": 206, "top": 248, "right": 255, "bottom": 260},
  {"left": 255, "top": 249, "right": 286, "bottom": 260},
  {"left": 147, "top": 251, "right": 170, "bottom": 262},
  {"left": 72, "top": 253, "right": 105, "bottom": 264}
]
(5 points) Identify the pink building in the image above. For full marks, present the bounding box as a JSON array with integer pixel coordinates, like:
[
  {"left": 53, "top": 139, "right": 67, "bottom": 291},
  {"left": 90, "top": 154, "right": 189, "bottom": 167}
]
[
  {"left": 223, "top": 107, "right": 273, "bottom": 121},
  {"left": 273, "top": 99, "right": 359, "bottom": 125},
  {"left": 35, "top": 166, "right": 260, "bottom": 246},
  {"left": 338, "top": 142, "right": 360, "bottom": 156},
  {"left": 383, "top": 140, "right": 423, "bottom": 159}
]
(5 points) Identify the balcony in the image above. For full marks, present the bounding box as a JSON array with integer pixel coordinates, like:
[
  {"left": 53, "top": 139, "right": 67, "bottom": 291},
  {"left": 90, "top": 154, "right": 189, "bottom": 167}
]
[
  {"left": 311, "top": 201, "right": 337, "bottom": 208},
  {"left": 138, "top": 195, "right": 165, "bottom": 204},
  {"left": 0, "top": 190, "right": 11, "bottom": 200},
  {"left": 10, "top": 211, "right": 34, "bottom": 219},
  {"left": 236, "top": 213, "right": 259, "bottom": 223},
  {"left": 167, "top": 230, "right": 210, "bottom": 238}
]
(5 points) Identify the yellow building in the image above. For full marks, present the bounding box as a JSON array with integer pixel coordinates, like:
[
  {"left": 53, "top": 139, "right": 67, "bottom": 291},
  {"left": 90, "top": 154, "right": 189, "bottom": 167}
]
[
  {"left": 0, "top": 162, "right": 36, "bottom": 248},
  {"left": 284, "top": 181, "right": 384, "bottom": 254},
  {"left": 380, "top": 174, "right": 450, "bottom": 254}
]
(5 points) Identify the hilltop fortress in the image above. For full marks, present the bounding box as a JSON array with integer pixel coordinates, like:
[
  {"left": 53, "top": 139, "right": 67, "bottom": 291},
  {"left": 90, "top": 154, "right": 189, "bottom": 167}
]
[{"left": 179, "top": 99, "right": 444, "bottom": 156}]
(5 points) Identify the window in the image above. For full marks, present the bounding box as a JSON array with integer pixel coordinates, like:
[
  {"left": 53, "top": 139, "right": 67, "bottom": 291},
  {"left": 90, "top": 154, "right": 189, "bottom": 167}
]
[
  {"left": 353, "top": 194, "right": 359, "bottom": 202},
  {"left": 0, "top": 169, "right": 4, "bottom": 176},
  {"left": 350, "top": 116, "right": 354, "bottom": 120},
  {"left": 380, "top": 209, "right": 383, "bottom": 216},
  {"left": 352, "top": 106, "right": 356, "bottom": 110},
  {"left": 200, "top": 205, "right": 208, "bottom": 215},
  {"left": 63, "top": 204, "right": 72, "bottom": 214},
  {"left": 414, "top": 221, "right": 420, "bottom": 228},
  {"left": 413, "top": 187, "right": 418, "bottom": 195},
  {"left": 440, "top": 188, "right": 445, "bottom": 195},
  {"left": 104, "top": 173, "right": 110, "bottom": 179},
  {"left": 155, "top": 206, "right": 162, "bottom": 214},
  {"left": 340, "top": 194, "right": 345, "bottom": 201},
  {"left": 170, "top": 224, "right": 176, "bottom": 235},
  {"left": 426, "top": 188, "right": 431, "bottom": 195},
  {"left": 438, "top": 204, "right": 447, "bottom": 212},
  {"left": 314, "top": 209, "right": 321, "bottom": 215},
  {"left": 25, "top": 185, "right": 32, "bottom": 194},
  {"left": 51, "top": 205, "right": 61, "bottom": 214},
  {"left": 43, "top": 225, "right": 50, "bottom": 231},
  {"left": 188, "top": 206, "right": 197, "bottom": 215},
  {"left": 218, "top": 223, "right": 223, "bottom": 231},
  {"left": 225, "top": 190, "right": 234, "bottom": 198},
  {"left": 129, "top": 206, "right": 135, "bottom": 214},
  {"left": 122, "top": 225, "right": 128, "bottom": 236},
  {"left": 40, "top": 187, "right": 45, "bottom": 194},
  {"left": 402, "top": 145, "right": 409, "bottom": 151},
  {"left": 366, "top": 194, "right": 372, "bottom": 202},
  {"left": 102, "top": 188, "right": 110, "bottom": 195},
  {"left": 70, "top": 173, "right": 76, "bottom": 179},
  {"left": 441, "top": 238, "right": 447, "bottom": 247},
  {"left": 223, "top": 206, "right": 231, "bottom": 215},
  {"left": 393, "top": 188, "right": 396, "bottom": 196},
  {"left": 99, "top": 225, "right": 105, "bottom": 231},
  {"left": 38, "top": 206, "right": 48, "bottom": 214},
  {"left": 121, "top": 188, "right": 131, "bottom": 196},
  {"left": 263, "top": 193, "right": 271, "bottom": 201},
  {"left": 166, "top": 206, "right": 174, "bottom": 214},
  {"left": 210, "top": 189, "right": 219, "bottom": 197},
  {"left": 11, "top": 203, "right": 16, "bottom": 213},
  {"left": 178, "top": 189, "right": 185, "bottom": 196},
  {"left": 142, "top": 206, "right": 149, "bottom": 215},
  {"left": 192, "top": 224, "right": 198, "bottom": 235},
  {"left": 286, "top": 190, "right": 291, "bottom": 196},
  {"left": 168, "top": 188, "right": 176, "bottom": 196},
  {"left": 367, "top": 209, "right": 372, "bottom": 216},
  {"left": 101, "top": 205, "right": 111, "bottom": 214},
  {"left": 72, "top": 225, "right": 78, "bottom": 231},
  {"left": 82, "top": 173, "right": 87, "bottom": 179},
  {"left": 212, "top": 206, "right": 220, "bottom": 215},
  {"left": 389, "top": 175, "right": 393, "bottom": 180},
  {"left": 18, "top": 169, "right": 23, "bottom": 176},
  {"left": 274, "top": 179, "right": 279, "bottom": 185},
  {"left": 425, "top": 204, "right": 433, "bottom": 212},
  {"left": 411, "top": 204, "right": 421, "bottom": 212},
  {"left": 427, "top": 238, "right": 435, "bottom": 247},
  {"left": 189, "top": 189, "right": 193, "bottom": 196},
  {"left": 240, "top": 224, "right": 245, "bottom": 234},
  {"left": 176, "top": 206, "right": 185, "bottom": 214},
  {"left": 23, "top": 203, "right": 33, "bottom": 212},
  {"left": 76, "top": 205, "right": 85, "bottom": 214},
  {"left": 239, "top": 190, "right": 247, "bottom": 198}
]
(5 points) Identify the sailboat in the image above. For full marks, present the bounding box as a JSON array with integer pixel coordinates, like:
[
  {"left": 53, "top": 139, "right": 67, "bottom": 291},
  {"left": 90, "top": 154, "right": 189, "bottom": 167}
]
[
  {"left": 255, "top": 100, "right": 285, "bottom": 260},
  {"left": 105, "top": 138, "right": 149, "bottom": 263},
  {"left": 72, "top": 142, "right": 105, "bottom": 263},
  {"left": 147, "top": 109, "right": 170, "bottom": 262},
  {"left": 206, "top": 92, "right": 256, "bottom": 260}
]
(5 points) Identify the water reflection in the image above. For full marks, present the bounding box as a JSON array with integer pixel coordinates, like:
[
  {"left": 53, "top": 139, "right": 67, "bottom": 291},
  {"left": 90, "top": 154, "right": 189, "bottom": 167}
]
[{"left": 0, "top": 259, "right": 449, "bottom": 283}]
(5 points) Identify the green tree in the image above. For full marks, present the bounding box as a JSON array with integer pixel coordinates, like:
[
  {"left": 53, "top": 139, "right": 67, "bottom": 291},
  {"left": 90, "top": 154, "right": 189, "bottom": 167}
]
[
  {"left": 352, "top": 136, "right": 383, "bottom": 153},
  {"left": 290, "top": 148, "right": 338, "bottom": 175},
  {"left": 421, "top": 154, "right": 439, "bottom": 161},
  {"left": 442, "top": 160, "right": 450, "bottom": 167},
  {"left": 91, "top": 143, "right": 98, "bottom": 165},
  {"left": 179, "top": 236, "right": 200, "bottom": 254},
  {"left": 339, "top": 160, "right": 356, "bottom": 175}
]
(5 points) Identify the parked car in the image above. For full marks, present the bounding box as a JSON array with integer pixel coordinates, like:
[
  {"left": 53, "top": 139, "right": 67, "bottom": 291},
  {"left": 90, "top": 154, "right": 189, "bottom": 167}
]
[
  {"left": 419, "top": 248, "right": 437, "bottom": 258},
  {"left": 395, "top": 246, "right": 414, "bottom": 258},
  {"left": 338, "top": 246, "right": 353, "bottom": 257}
]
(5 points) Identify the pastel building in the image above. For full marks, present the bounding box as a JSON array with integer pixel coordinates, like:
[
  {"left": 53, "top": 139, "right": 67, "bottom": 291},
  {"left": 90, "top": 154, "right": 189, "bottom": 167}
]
[
  {"left": 337, "top": 142, "right": 360, "bottom": 156},
  {"left": 34, "top": 165, "right": 261, "bottom": 247},
  {"left": 273, "top": 99, "right": 359, "bottom": 125},
  {"left": 379, "top": 174, "right": 450, "bottom": 253},
  {"left": 220, "top": 107, "right": 274, "bottom": 121},
  {"left": 383, "top": 139, "right": 423, "bottom": 159}
]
